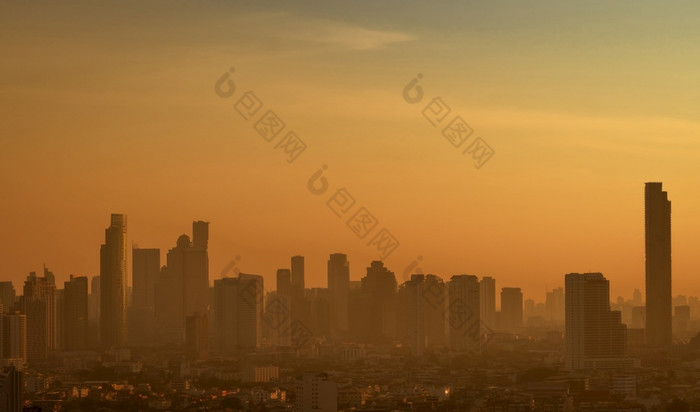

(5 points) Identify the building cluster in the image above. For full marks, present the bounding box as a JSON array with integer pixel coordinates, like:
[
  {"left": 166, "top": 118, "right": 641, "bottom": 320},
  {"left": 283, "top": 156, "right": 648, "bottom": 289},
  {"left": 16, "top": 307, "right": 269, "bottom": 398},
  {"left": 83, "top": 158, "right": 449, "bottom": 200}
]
[{"left": 0, "top": 182, "right": 696, "bottom": 411}]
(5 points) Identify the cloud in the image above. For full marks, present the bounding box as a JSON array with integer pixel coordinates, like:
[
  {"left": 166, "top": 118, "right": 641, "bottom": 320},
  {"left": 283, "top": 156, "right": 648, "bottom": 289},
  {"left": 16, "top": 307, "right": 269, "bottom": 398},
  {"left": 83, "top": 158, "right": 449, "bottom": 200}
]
[{"left": 306, "top": 22, "right": 416, "bottom": 50}]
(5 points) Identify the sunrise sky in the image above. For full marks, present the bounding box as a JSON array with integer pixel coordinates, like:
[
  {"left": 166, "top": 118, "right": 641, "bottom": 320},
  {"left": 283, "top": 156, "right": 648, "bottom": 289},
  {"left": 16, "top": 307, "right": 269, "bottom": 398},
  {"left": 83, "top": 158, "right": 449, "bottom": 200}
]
[{"left": 2, "top": 0, "right": 700, "bottom": 303}]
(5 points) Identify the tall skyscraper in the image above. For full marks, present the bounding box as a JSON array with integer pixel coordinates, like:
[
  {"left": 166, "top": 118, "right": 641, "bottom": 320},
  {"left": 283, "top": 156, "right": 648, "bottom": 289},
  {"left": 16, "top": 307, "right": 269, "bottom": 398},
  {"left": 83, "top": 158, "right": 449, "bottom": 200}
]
[
  {"left": 565, "top": 273, "right": 630, "bottom": 370},
  {"left": 479, "top": 276, "right": 496, "bottom": 330},
  {"left": 500, "top": 287, "right": 523, "bottom": 333},
  {"left": 448, "top": 275, "right": 480, "bottom": 352},
  {"left": 272, "top": 269, "right": 292, "bottom": 346},
  {"left": 20, "top": 271, "right": 56, "bottom": 364},
  {"left": 360, "top": 261, "right": 397, "bottom": 341},
  {"left": 291, "top": 256, "right": 305, "bottom": 290},
  {"left": 397, "top": 275, "right": 426, "bottom": 356},
  {"left": 132, "top": 248, "right": 160, "bottom": 309},
  {"left": 0, "top": 283, "right": 15, "bottom": 314},
  {"left": 185, "top": 312, "right": 208, "bottom": 360},
  {"left": 546, "top": 287, "right": 565, "bottom": 325},
  {"left": 328, "top": 253, "right": 350, "bottom": 335},
  {"left": 100, "top": 214, "right": 127, "bottom": 348},
  {"left": 1, "top": 312, "right": 26, "bottom": 366},
  {"left": 214, "top": 274, "right": 264, "bottom": 354},
  {"left": 63, "top": 275, "right": 88, "bottom": 351},
  {"left": 645, "top": 182, "right": 672, "bottom": 347},
  {"left": 87, "top": 275, "right": 100, "bottom": 348}
]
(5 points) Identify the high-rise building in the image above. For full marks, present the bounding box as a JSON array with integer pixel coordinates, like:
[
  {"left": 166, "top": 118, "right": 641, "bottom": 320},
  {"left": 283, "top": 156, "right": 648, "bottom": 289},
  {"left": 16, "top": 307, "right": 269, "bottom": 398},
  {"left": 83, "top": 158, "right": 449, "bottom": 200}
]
[
  {"left": 185, "top": 312, "right": 208, "bottom": 360},
  {"left": 155, "top": 221, "right": 209, "bottom": 343},
  {"left": 132, "top": 248, "right": 160, "bottom": 309},
  {"left": 0, "top": 283, "right": 15, "bottom": 314},
  {"left": 290, "top": 255, "right": 308, "bottom": 333},
  {"left": 546, "top": 287, "right": 565, "bottom": 325},
  {"left": 397, "top": 275, "right": 426, "bottom": 356},
  {"left": 63, "top": 275, "right": 88, "bottom": 351},
  {"left": 214, "top": 274, "right": 264, "bottom": 354},
  {"left": 448, "top": 275, "right": 480, "bottom": 352},
  {"left": 87, "top": 275, "right": 100, "bottom": 348},
  {"left": 291, "top": 256, "right": 305, "bottom": 290},
  {"left": 20, "top": 271, "right": 56, "bottom": 364},
  {"left": 271, "top": 269, "right": 291, "bottom": 346},
  {"left": 328, "top": 254, "right": 350, "bottom": 335},
  {"left": 360, "top": 261, "right": 397, "bottom": 341},
  {"left": 100, "top": 214, "right": 127, "bottom": 348},
  {"left": 0, "top": 366, "right": 23, "bottom": 412},
  {"left": 565, "top": 273, "right": 630, "bottom": 370},
  {"left": 479, "top": 277, "right": 496, "bottom": 331},
  {"left": 295, "top": 372, "right": 337, "bottom": 412},
  {"left": 500, "top": 287, "right": 523, "bottom": 333},
  {"left": 1, "top": 312, "right": 26, "bottom": 366},
  {"left": 645, "top": 182, "right": 672, "bottom": 347}
]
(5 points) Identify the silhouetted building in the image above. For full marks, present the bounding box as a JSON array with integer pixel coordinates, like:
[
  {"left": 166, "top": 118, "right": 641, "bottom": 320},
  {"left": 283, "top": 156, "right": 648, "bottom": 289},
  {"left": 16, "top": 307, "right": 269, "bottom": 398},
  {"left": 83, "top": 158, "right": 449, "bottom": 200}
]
[
  {"left": 100, "top": 214, "right": 128, "bottom": 348},
  {"left": 645, "top": 182, "right": 672, "bottom": 347},
  {"left": 87, "top": 275, "right": 100, "bottom": 348},
  {"left": 271, "top": 269, "right": 291, "bottom": 346},
  {"left": 397, "top": 275, "right": 427, "bottom": 355},
  {"left": 565, "top": 273, "right": 630, "bottom": 370},
  {"left": 214, "top": 274, "right": 263, "bottom": 354},
  {"left": 0, "top": 283, "right": 15, "bottom": 314},
  {"left": 20, "top": 271, "right": 56, "bottom": 364},
  {"left": 480, "top": 276, "right": 496, "bottom": 331},
  {"left": 361, "top": 261, "right": 397, "bottom": 341},
  {"left": 1, "top": 312, "right": 26, "bottom": 366},
  {"left": 185, "top": 312, "right": 208, "bottom": 360},
  {"left": 674, "top": 305, "right": 690, "bottom": 337},
  {"left": 546, "top": 287, "right": 565, "bottom": 325},
  {"left": 0, "top": 366, "right": 23, "bottom": 412},
  {"left": 132, "top": 248, "right": 160, "bottom": 309},
  {"left": 500, "top": 287, "right": 523, "bottom": 333},
  {"left": 62, "top": 275, "right": 88, "bottom": 350},
  {"left": 307, "top": 288, "right": 331, "bottom": 337},
  {"left": 448, "top": 275, "right": 480, "bottom": 352},
  {"left": 328, "top": 254, "right": 350, "bottom": 336}
]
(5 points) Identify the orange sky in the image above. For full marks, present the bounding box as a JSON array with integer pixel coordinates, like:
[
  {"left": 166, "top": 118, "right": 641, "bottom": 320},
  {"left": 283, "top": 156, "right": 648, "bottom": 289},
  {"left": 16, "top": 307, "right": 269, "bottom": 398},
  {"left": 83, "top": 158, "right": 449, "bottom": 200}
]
[{"left": 2, "top": 1, "right": 700, "bottom": 303}]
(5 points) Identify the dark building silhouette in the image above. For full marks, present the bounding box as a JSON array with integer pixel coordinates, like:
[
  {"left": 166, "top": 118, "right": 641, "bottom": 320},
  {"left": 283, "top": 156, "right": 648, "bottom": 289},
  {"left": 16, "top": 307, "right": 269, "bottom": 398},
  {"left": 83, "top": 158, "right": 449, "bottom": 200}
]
[
  {"left": 500, "top": 287, "right": 523, "bottom": 333},
  {"left": 100, "top": 214, "right": 127, "bottom": 348},
  {"left": 360, "top": 261, "right": 397, "bottom": 341},
  {"left": 328, "top": 253, "right": 349, "bottom": 336},
  {"left": 130, "top": 248, "right": 159, "bottom": 346},
  {"left": 480, "top": 276, "right": 496, "bottom": 331},
  {"left": 0, "top": 283, "right": 15, "bottom": 314},
  {"left": 0, "top": 366, "right": 23, "bottom": 412},
  {"left": 565, "top": 273, "right": 630, "bottom": 370},
  {"left": 214, "top": 274, "right": 263, "bottom": 354},
  {"left": 645, "top": 182, "right": 672, "bottom": 347},
  {"left": 62, "top": 275, "right": 88, "bottom": 351},
  {"left": 448, "top": 275, "right": 480, "bottom": 352},
  {"left": 271, "top": 269, "right": 291, "bottom": 346},
  {"left": 20, "top": 271, "right": 56, "bottom": 364},
  {"left": 1, "top": 312, "right": 26, "bottom": 365},
  {"left": 186, "top": 312, "right": 208, "bottom": 360}
]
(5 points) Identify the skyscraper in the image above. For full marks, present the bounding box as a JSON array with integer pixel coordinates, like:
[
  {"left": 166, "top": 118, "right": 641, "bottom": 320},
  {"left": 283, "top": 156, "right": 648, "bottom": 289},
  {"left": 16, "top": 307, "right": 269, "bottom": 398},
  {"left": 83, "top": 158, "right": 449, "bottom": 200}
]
[
  {"left": 1, "top": 312, "right": 26, "bottom": 366},
  {"left": 100, "top": 214, "right": 127, "bottom": 348},
  {"left": 20, "top": 271, "right": 56, "bottom": 364},
  {"left": 214, "top": 274, "right": 264, "bottom": 354},
  {"left": 565, "top": 273, "right": 630, "bottom": 370},
  {"left": 397, "top": 275, "right": 426, "bottom": 356},
  {"left": 480, "top": 276, "right": 496, "bottom": 330},
  {"left": 0, "top": 283, "right": 15, "bottom": 314},
  {"left": 63, "top": 275, "right": 88, "bottom": 351},
  {"left": 328, "top": 253, "right": 350, "bottom": 335},
  {"left": 500, "top": 287, "right": 523, "bottom": 333},
  {"left": 291, "top": 255, "right": 305, "bottom": 290},
  {"left": 645, "top": 182, "right": 672, "bottom": 347},
  {"left": 360, "top": 261, "right": 397, "bottom": 341},
  {"left": 448, "top": 275, "right": 480, "bottom": 352},
  {"left": 132, "top": 248, "right": 160, "bottom": 309},
  {"left": 0, "top": 366, "right": 23, "bottom": 412},
  {"left": 272, "top": 269, "right": 292, "bottom": 346}
]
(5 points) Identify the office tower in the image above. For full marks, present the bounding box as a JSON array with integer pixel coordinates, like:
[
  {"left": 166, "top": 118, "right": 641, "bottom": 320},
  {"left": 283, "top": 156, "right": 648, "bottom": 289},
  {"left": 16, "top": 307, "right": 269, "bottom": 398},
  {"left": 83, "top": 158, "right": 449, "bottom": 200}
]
[
  {"left": 0, "top": 283, "right": 15, "bottom": 314},
  {"left": 423, "top": 274, "right": 447, "bottom": 348},
  {"left": 645, "top": 182, "right": 672, "bottom": 347},
  {"left": 271, "top": 269, "right": 291, "bottom": 346},
  {"left": 328, "top": 254, "right": 350, "bottom": 335},
  {"left": 214, "top": 274, "right": 264, "bottom": 354},
  {"left": 479, "top": 276, "right": 496, "bottom": 331},
  {"left": 63, "top": 275, "right": 88, "bottom": 351},
  {"left": 524, "top": 299, "right": 535, "bottom": 323},
  {"left": 0, "top": 366, "right": 23, "bottom": 412},
  {"left": 87, "top": 276, "right": 100, "bottom": 348},
  {"left": 631, "top": 306, "right": 645, "bottom": 329},
  {"left": 632, "top": 289, "right": 642, "bottom": 306},
  {"left": 100, "top": 213, "right": 127, "bottom": 348},
  {"left": 132, "top": 248, "right": 160, "bottom": 309},
  {"left": 155, "top": 222, "right": 209, "bottom": 343},
  {"left": 295, "top": 372, "right": 337, "bottom": 412},
  {"left": 360, "top": 261, "right": 398, "bottom": 341},
  {"left": 291, "top": 255, "right": 305, "bottom": 290},
  {"left": 447, "top": 275, "right": 480, "bottom": 352},
  {"left": 185, "top": 312, "right": 208, "bottom": 360},
  {"left": 673, "top": 305, "right": 690, "bottom": 337},
  {"left": 1, "top": 312, "right": 27, "bottom": 365},
  {"left": 397, "top": 275, "right": 426, "bottom": 356},
  {"left": 307, "top": 288, "right": 331, "bottom": 337},
  {"left": 565, "top": 273, "right": 629, "bottom": 370},
  {"left": 20, "top": 271, "right": 56, "bottom": 364},
  {"left": 500, "top": 287, "right": 523, "bottom": 333},
  {"left": 546, "top": 287, "right": 565, "bottom": 325}
]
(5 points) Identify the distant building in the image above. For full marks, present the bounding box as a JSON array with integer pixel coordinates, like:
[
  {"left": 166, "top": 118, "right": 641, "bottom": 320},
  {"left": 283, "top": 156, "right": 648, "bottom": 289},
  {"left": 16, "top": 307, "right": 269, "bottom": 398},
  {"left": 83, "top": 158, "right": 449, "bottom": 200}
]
[
  {"left": 185, "top": 312, "right": 208, "bottom": 360},
  {"left": 645, "top": 182, "right": 672, "bottom": 347},
  {"left": 20, "top": 270, "right": 56, "bottom": 364},
  {"left": 100, "top": 214, "right": 128, "bottom": 348},
  {"left": 360, "top": 261, "right": 397, "bottom": 341},
  {"left": 0, "top": 283, "right": 15, "bottom": 314},
  {"left": 295, "top": 372, "right": 337, "bottom": 412},
  {"left": 0, "top": 366, "right": 23, "bottom": 412},
  {"left": 500, "top": 287, "right": 523, "bottom": 333},
  {"left": 1, "top": 312, "right": 27, "bottom": 367},
  {"left": 243, "top": 365, "right": 279, "bottom": 383},
  {"left": 214, "top": 274, "right": 264, "bottom": 354},
  {"left": 328, "top": 253, "right": 350, "bottom": 336},
  {"left": 63, "top": 275, "right": 88, "bottom": 350},
  {"left": 479, "top": 277, "right": 496, "bottom": 331},
  {"left": 448, "top": 275, "right": 480, "bottom": 352},
  {"left": 565, "top": 273, "right": 631, "bottom": 370},
  {"left": 271, "top": 269, "right": 291, "bottom": 346}
]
